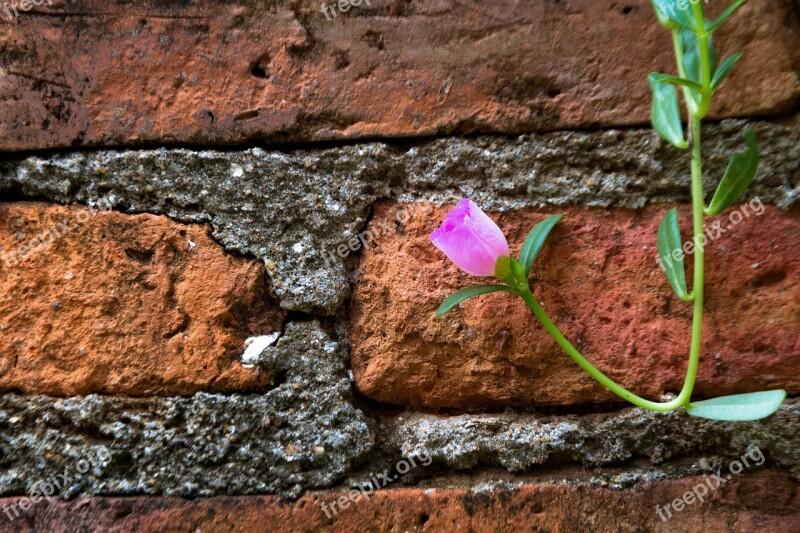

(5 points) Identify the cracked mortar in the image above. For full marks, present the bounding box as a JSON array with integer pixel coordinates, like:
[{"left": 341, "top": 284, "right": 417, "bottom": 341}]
[
  {"left": 1, "top": 389, "right": 798, "bottom": 497},
  {"left": 1, "top": 119, "right": 796, "bottom": 314},
  {"left": 377, "top": 400, "right": 800, "bottom": 479}
]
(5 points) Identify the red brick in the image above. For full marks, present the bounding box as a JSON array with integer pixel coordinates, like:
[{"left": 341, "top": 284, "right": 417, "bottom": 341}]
[
  {"left": 0, "top": 470, "right": 796, "bottom": 532},
  {"left": 350, "top": 202, "right": 800, "bottom": 408},
  {"left": 0, "top": 0, "right": 796, "bottom": 150},
  {"left": 0, "top": 202, "right": 283, "bottom": 396}
]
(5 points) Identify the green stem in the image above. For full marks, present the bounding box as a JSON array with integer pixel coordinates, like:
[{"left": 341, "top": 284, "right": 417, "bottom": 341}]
[
  {"left": 675, "top": 114, "right": 705, "bottom": 407},
  {"left": 518, "top": 288, "right": 684, "bottom": 411},
  {"left": 692, "top": 2, "right": 713, "bottom": 117}
]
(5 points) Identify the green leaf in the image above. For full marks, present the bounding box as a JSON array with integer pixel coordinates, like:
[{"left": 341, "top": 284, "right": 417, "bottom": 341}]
[
  {"left": 520, "top": 215, "right": 563, "bottom": 275},
  {"left": 649, "top": 74, "right": 688, "bottom": 149},
  {"left": 706, "top": 129, "right": 760, "bottom": 215},
  {"left": 711, "top": 53, "right": 743, "bottom": 89},
  {"left": 651, "top": 0, "right": 697, "bottom": 30},
  {"left": 687, "top": 390, "right": 787, "bottom": 421},
  {"left": 708, "top": 0, "right": 749, "bottom": 32},
  {"left": 436, "top": 285, "right": 514, "bottom": 318},
  {"left": 657, "top": 208, "right": 691, "bottom": 301},
  {"left": 681, "top": 28, "right": 718, "bottom": 108},
  {"left": 649, "top": 73, "right": 703, "bottom": 92}
]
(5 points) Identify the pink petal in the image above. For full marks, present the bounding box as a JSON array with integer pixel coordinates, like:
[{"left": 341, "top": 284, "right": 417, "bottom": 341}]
[{"left": 430, "top": 199, "right": 509, "bottom": 276}]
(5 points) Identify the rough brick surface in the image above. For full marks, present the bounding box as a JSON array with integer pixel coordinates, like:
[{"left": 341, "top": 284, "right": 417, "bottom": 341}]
[
  {"left": 0, "top": 470, "right": 797, "bottom": 532},
  {"left": 0, "top": 0, "right": 797, "bottom": 151},
  {"left": 0, "top": 202, "right": 283, "bottom": 396},
  {"left": 351, "top": 203, "right": 800, "bottom": 408}
]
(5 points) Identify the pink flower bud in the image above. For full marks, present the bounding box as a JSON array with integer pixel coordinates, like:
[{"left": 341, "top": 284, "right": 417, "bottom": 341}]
[{"left": 430, "top": 199, "right": 510, "bottom": 276}]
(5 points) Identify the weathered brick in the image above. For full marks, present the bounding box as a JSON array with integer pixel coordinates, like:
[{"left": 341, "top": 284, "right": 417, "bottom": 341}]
[
  {"left": 0, "top": 202, "right": 283, "bottom": 395},
  {"left": 0, "top": 0, "right": 796, "bottom": 151},
  {"left": 0, "top": 470, "right": 796, "bottom": 532},
  {"left": 350, "top": 203, "right": 800, "bottom": 408}
]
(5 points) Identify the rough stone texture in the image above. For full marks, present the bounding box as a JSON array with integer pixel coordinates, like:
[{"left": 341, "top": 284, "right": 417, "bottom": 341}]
[
  {"left": 0, "top": 322, "right": 373, "bottom": 498},
  {"left": 399, "top": 120, "right": 800, "bottom": 211},
  {"left": 0, "top": 202, "right": 284, "bottom": 396},
  {"left": 351, "top": 203, "right": 800, "bottom": 408},
  {"left": 0, "top": 470, "right": 798, "bottom": 532},
  {"left": 0, "top": 0, "right": 797, "bottom": 151},
  {"left": 376, "top": 399, "right": 800, "bottom": 481},
  {"left": 0, "top": 386, "right": 797, "bottom": 498},
  {"left": 1, "top": 119, "right": 798, "bottom": 314}
]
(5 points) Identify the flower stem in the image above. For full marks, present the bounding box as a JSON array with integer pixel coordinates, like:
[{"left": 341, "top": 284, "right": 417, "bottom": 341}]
[
  {"left": 518, "top": 287, "right": 684, "bottom": 411},
  {"left": 518, "top": 4, "right": 713, "bottom": 412},
  {"left": 675, "top": 113, "right": 705, "bottom": 407}
]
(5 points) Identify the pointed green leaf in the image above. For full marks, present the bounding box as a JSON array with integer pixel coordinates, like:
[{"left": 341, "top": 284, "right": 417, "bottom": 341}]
[
  {"left": 436, "top": 285, "right": 515, "bottom": 318},
  {"left": 651, "top": 0, "right": 697, "bottom": 30},
  {"left": 649, "top": 73, "right": 703, "bottom": 92},
  {"left": 657, "top": 209, "right": 691, "bottom": 301},
  {"left": 681, "top": 28, "right": 718, "bottom": 108},
  {"left": 649, "top": 74, "right": 688, "bottom": 149},
  {"left": 706, "top": 129, "right": 760, "bottom": 215},
  {"left": 711, "top": 53, "right": 743, "bottom": 89},
  {"left": 687, "top": 390, "right": 786, "bottom": 421},
  {"left": 708, "top": 0, "right": 749, "bottom": 32},
  {"left": 520, "top": 215, "right": 563, "bottom": 275}
]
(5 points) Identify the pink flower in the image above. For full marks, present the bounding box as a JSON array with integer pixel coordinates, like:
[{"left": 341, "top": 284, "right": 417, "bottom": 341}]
[{"left": 430, "top": 199, "right": 510, "bottom": 276}]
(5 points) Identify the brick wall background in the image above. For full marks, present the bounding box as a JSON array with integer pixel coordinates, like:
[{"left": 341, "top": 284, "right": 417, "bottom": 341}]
[{"left": 0, "top": 1, "right": 798, "bottom": 531}]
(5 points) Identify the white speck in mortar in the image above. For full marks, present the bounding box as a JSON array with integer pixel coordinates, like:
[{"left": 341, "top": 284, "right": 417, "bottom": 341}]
[{"left": 240, "top": 333, "right": 280, "bottom": 367}]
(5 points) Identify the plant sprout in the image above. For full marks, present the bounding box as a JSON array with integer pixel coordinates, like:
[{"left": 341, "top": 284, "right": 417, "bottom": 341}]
[{"left": 432, "top": 0, "right": 786, "bottom": 421}]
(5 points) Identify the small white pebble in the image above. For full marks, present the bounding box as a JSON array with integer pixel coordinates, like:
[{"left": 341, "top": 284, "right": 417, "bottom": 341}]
[{"left": 751, "top": 263, "right": 760, "bottom": 269}]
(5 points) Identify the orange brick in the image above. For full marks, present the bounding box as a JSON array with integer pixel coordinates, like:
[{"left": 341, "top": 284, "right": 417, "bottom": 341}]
[
  {"left": 0, "top": 470, "right": 796, "bottom": 532},
  {"left": 0, "top": 0, "right": 796, "bottom": 150},
  {"left": 351, "top": 202, "right": 800, "bottom": 408},
  {"left": 0, "top": 202, "right": 284, "bottom": 396}
]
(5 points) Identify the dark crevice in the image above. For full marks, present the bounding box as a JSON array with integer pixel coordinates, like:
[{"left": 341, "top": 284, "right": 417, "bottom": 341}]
[{"left": 0, "top": 111, "right": 797, "bottom": 161}]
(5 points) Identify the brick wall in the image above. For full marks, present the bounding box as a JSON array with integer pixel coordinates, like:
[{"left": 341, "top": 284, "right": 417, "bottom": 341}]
[{"left": 0, "top": 1, "right": 798, "bottom": 531}]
